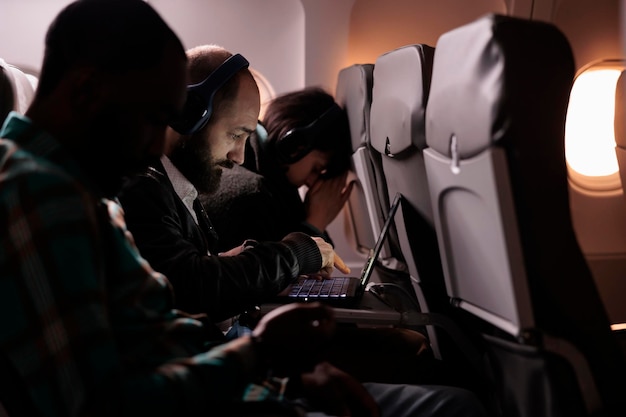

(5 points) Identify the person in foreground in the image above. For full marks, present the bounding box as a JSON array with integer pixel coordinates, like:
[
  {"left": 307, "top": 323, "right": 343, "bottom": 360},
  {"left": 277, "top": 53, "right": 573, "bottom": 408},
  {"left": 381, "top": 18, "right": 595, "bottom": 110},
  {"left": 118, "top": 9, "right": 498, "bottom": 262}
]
[
  {"left": 118, "top": 44, "right": 342, "bottom": 325},
  {"left": 202, "top": 87, "right": 354, "bottom": 253},
  {"left": 0, "top": 0, "right": 488, "bottom": 416}
]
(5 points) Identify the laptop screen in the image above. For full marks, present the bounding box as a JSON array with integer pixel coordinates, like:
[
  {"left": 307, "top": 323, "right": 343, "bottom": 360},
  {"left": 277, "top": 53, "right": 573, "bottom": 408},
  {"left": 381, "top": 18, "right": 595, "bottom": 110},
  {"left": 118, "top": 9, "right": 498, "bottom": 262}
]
[{"left": 359, "top": 192, "right": 401, "bottom": 286}]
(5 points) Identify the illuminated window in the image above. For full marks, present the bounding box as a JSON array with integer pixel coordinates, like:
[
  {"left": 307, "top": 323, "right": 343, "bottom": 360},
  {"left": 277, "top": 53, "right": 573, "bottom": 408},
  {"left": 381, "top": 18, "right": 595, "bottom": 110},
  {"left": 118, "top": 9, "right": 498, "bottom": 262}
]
[
  {"left": 565, "top": 60, "right": 625, "bottom": 192},
  {"left": 249, "top": 68, "right": 276, "bottom": 120}
]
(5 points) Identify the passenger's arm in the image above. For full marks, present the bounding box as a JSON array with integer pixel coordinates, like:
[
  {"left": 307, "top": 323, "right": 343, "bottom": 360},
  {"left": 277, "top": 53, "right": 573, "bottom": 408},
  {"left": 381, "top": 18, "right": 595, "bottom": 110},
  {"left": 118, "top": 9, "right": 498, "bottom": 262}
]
[
  {"left": 1, "top": 175, "right": 125, "bottom": 417},
  {"left": 118, "top": 175, "right": 323, "bottom": 320},
  {"left": 297, "top": 362, "right": 381, "bottom": 417},
  {"left": 303, "top": 171, "right": 354, "bottom": 234},
  {"left": 1, "top": 174, "right": 256, "bottom": 416}
]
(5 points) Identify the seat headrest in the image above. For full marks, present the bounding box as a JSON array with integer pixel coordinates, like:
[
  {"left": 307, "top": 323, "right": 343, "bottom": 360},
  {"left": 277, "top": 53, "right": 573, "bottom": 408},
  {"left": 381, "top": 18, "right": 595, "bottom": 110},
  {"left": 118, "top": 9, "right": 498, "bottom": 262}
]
[
  {"left": 0, "top": 58, "right": 38, "bottom": 116},
  {"left": 426, "top": 14, "right": 574, "bottom": 159},
  {"left": 370, "top": 44, "right": 434, "bottom": 158},
  {"left": 335, "top": 63, "right": 374, "bottom": 151}
]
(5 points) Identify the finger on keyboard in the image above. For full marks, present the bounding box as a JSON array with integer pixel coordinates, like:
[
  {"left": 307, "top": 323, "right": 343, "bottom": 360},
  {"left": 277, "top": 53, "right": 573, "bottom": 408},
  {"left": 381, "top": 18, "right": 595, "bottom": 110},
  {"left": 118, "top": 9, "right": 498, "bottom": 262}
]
[{"left": 333, "top": 252, "right": 350, "bottom": 274}]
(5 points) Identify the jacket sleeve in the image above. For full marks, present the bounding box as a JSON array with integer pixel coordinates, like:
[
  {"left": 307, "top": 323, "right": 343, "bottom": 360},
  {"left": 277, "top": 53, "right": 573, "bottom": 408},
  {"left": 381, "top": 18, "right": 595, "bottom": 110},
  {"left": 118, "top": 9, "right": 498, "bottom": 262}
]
[{"left": 118, "top": 174, "right": 322, "bottom": 321}]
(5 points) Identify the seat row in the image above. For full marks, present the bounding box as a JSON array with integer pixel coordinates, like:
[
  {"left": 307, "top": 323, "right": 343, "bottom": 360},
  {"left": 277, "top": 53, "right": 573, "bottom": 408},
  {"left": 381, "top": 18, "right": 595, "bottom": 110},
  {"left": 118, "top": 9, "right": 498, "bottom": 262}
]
[{"left": 335, "top": 12, "right": 626, "bottom": 417}]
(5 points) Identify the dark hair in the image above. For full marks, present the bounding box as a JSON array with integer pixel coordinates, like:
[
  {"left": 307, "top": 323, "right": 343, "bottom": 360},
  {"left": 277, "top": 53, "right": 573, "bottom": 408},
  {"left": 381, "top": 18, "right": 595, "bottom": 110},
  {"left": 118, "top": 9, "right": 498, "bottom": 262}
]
[
  {"left": 262, "top": 86, "right": 351, "bottom": 176},
  {"left": 37, "top": 0, "right": 185, "bottom": 97}
]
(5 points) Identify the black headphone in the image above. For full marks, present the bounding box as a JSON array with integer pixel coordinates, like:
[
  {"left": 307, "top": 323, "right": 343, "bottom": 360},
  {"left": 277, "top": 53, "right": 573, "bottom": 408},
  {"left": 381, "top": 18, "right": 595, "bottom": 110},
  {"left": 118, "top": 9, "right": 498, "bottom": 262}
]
[
  {"left": 272, "top": 102, "right": 344, "bottom": 164},
  {"left": 169, "top": 53, "right": 249, "bottom": 135}
]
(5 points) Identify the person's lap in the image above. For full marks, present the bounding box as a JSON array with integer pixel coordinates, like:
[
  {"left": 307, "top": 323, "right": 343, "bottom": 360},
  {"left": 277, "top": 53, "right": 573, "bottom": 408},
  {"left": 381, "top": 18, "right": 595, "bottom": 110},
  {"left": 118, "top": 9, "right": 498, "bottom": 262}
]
[{"left": 303, "top": 382, "right": 488, "bottom": 417}]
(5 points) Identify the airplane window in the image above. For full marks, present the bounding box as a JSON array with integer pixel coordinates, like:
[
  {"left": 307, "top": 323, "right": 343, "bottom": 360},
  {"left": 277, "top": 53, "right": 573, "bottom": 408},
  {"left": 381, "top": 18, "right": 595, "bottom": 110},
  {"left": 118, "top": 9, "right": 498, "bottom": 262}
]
[
  {"left": 249, "top": 67, "right": 276, "bottom": 120},
  {"left": 565, "top": 61, "right": 625, "bottom": 192}
]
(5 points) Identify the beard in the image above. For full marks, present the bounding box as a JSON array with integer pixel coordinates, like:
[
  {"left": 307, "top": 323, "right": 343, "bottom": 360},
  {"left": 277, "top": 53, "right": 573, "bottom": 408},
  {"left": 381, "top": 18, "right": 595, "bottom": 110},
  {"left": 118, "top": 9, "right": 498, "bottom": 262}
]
[{"left": 169, "top": 133, "right": 233, "bottom": 194}]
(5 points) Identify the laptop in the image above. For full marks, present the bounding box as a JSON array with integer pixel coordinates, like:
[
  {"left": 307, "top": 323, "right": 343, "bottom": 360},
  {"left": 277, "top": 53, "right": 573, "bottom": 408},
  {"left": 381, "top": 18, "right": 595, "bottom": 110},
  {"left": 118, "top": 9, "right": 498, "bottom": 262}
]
[{"left": 271, "top": 192, "right": 401, "bottom": 308}]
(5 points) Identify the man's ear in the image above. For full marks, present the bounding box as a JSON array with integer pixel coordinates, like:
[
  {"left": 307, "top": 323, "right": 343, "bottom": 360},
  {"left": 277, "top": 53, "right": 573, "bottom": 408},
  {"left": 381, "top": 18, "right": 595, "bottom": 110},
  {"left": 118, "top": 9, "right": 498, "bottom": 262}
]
[
  {"left": 164, "top": 126, "right": 182, "bottom": 156},
  {"left": 68, "top": 67, "right": 105, "bottom": 113}
]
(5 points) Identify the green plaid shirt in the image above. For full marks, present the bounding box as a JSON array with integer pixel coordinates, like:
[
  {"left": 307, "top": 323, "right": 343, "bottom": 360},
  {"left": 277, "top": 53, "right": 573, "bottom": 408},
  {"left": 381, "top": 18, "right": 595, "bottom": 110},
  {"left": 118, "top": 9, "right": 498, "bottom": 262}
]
[{"left": 0, "top": 112, "right": 266, "bottom": 416}]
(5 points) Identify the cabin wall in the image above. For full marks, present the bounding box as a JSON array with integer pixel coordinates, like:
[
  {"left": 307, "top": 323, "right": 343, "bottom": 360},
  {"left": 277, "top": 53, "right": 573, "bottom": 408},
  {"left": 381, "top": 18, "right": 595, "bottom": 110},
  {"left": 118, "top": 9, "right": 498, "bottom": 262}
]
[
  {"left": 0, "top": 0, "right": 538, "bottom": 95},
  {"left": 150, "top": 0, "right": 307, "bottom": 98},
  {"left": 319, "top": 0, "right": 514, "bottom": 270},
  {"left": 0, "top": 0, "right": 311, "bottom": 98},
  {"left": 0, "top": 0, "right": 73, "bottom": 75},
  {"left": 344, "top": 0, "right": 507, "bottom": 66}
]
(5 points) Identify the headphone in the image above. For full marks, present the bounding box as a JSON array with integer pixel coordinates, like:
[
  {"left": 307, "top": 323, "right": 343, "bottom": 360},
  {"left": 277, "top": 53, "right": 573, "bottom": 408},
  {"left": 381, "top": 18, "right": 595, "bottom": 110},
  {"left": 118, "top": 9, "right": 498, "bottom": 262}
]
[
  {"left": 271, "top": 102, "right": 344, "bottom": 164},
  {"left": 169, "top": 53, "right": 249, "bottom": 135}
]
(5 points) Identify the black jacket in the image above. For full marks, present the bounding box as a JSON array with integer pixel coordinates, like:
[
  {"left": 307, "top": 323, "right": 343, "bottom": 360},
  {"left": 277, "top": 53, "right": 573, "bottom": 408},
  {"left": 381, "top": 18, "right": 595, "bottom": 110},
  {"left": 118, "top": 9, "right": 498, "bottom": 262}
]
[{"left": 118, "top": 160, "right": 322, "bottom": 321}]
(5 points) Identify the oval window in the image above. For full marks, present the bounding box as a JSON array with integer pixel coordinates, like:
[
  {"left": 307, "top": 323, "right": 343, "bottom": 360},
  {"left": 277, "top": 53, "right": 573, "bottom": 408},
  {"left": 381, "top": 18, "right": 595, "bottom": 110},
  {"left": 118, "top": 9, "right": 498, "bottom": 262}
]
[{"left": 565, "top": 60, "right": 625, "bottom": 193}]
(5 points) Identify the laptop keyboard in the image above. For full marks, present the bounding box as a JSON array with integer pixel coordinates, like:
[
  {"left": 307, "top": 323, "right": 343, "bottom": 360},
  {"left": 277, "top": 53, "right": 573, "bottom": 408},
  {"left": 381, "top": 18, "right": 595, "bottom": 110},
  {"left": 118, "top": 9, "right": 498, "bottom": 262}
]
[{"left": 289, "top": 277, "right": 351, "bottom": 298}]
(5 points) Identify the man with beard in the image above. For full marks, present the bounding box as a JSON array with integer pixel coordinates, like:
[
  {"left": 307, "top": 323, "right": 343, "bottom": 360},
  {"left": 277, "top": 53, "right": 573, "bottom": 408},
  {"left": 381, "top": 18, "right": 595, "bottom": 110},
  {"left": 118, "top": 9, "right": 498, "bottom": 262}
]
[{"left": 118, "top": 44, "right": 342, "bottom": 332}]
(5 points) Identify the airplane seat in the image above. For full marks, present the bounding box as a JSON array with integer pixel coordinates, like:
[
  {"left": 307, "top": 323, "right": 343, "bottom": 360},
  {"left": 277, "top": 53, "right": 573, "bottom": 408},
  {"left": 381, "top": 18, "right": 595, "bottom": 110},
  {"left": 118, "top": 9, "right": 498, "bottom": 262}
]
[
  {"left": 0, "top": 58, "right": 37, "bottom": 125},
  {"left": 425, "top": 13, "right": 626, "bottom": 417},
  {"left": 367, "top": 44, "right": 495, "bottom": 409},
  {"left": 334, "top": 63, "right": 405, "bottom": 271}
]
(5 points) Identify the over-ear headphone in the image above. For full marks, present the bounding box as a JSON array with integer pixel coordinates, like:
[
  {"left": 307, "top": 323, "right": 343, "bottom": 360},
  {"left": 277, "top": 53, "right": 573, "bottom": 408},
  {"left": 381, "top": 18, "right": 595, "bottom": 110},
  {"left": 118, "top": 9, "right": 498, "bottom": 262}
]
[
  {"left": 273, "top": 102, "right": 343, "bottom": 164},
  {"left": 169, "top": 53, "right": 249, "bottom": 135}
]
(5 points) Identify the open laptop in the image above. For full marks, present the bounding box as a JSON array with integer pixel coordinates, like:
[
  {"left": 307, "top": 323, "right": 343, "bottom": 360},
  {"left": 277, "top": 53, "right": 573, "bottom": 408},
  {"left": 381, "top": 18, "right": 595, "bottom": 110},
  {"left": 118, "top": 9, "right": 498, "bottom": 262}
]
[{"left": 271, "top": 192, "right": 401, "bottom": 308}]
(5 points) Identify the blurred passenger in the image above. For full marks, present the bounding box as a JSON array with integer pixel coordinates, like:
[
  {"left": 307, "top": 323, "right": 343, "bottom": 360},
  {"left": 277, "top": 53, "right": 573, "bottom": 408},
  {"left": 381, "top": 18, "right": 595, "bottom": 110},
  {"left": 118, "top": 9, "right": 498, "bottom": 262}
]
[{"left": 201, "top": 87, "right": 354, "bottom": 252}]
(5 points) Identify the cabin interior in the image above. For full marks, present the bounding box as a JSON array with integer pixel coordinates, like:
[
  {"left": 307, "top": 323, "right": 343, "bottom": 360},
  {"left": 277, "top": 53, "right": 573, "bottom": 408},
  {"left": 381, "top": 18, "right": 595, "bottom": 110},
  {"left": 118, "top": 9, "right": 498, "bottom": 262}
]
[{"left": 3, "top": 0, "right": 626, "bottom": 416}]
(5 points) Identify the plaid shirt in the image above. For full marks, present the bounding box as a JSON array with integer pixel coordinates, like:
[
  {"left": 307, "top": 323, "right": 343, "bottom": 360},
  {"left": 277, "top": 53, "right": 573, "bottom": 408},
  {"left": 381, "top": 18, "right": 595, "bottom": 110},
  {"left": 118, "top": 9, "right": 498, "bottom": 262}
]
[{"left": 0, "top": 113, "right": 263, "bottom": 416}]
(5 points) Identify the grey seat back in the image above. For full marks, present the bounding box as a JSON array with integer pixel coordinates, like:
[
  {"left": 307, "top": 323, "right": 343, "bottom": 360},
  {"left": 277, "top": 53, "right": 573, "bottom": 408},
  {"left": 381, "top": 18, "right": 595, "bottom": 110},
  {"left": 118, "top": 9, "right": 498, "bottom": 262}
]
[
  {"left": 335, "top": 63, "right": 403, "bottom": 269},
  {"left": 369, "top": 44, "right": 493, "bottom": 408},
  {"left": 425, "top": 13, "right": 626, "bottom": 417},
  {"left": 370, "top": 44, "right": 453, "bottom": 356}
]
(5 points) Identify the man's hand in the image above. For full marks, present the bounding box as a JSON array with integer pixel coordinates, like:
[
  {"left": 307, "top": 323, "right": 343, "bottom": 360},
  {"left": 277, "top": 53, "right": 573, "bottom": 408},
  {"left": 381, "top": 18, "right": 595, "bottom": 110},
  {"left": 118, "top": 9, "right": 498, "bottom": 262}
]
[
  {"left": 305, "top": 172, "right": 355, "bottom": 232},
  {"left": 218, "top": 245, "right": 244, "bottom": 257},
  {"left": 252, "top": 303, "right": 336, "bottom": 374},
  {"left": 332, "top": 252, "right": 350, "bottom": 274},
  {"left": 300, "top": 361, "right": 381, "bottom": 417},
  {"left": 311, "top": 237, "right": 335, "bottom": 276},
  {"left": 310, "top": 237, "right": 350, "bottom": 276}
]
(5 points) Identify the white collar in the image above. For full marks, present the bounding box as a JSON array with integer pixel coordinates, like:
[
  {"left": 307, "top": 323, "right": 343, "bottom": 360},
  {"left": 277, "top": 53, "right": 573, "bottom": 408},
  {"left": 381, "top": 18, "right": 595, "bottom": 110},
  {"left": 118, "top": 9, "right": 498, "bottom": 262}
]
[{"left": 161, "top": 155, "right": 198, "bottom": 224}]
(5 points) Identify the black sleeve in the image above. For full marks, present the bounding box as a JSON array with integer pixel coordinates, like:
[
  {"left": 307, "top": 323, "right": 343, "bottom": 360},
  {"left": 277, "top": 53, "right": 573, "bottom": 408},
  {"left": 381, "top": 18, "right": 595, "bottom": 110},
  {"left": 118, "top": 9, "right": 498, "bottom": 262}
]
[{"left": 118, "top": 174, "right": 322, "bottom": 321}]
